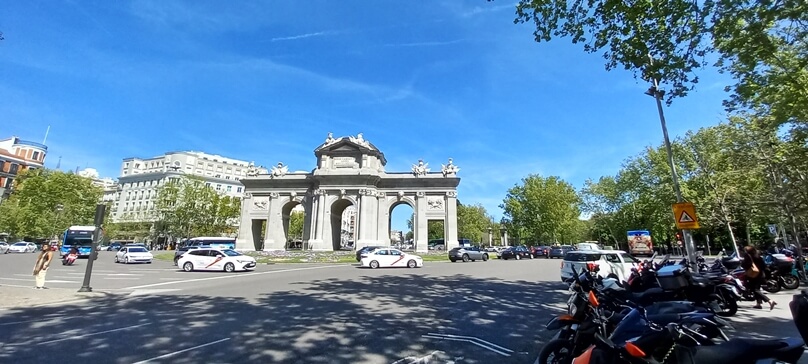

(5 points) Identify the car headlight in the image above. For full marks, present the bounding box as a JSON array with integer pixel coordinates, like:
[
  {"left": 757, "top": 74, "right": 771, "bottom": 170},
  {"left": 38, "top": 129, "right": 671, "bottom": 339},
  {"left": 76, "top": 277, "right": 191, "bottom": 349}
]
[{"left": 237, "top": 259, "right": 252, "bottom": 263}]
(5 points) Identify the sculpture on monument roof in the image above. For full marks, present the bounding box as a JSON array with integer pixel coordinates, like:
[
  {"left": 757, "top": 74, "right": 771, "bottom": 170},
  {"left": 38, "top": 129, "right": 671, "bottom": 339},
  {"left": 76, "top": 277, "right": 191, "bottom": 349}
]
[
  {"left": 441, "top": 158, "right": 460, "bottom": 177},
  {"left": 271, "top": 162, "right": 289, "bottom": 178},
  {"left": 245, "top": 161, "right": 260, "bottom": 177},
  {"left": 349, "top": 133, "right": 370, "bottom": 148},
  {"left": 324, "top": 132, "right": 337, "bottom": 146},
  {"left": 411, "top": 159, "right": 429, "bottom": 177}
]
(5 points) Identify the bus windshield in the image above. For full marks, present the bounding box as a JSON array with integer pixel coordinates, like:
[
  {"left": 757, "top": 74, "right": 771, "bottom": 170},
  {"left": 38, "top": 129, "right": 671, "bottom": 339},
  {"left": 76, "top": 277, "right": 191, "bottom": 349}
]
[{"left": 64, "top": 229, "right": 94, "bottom": 247}]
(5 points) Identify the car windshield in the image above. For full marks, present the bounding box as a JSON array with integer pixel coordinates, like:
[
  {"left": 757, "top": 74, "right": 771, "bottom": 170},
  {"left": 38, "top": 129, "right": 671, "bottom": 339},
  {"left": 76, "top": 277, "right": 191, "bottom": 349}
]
[
  {"left": 12, "top": 243, "right": 26, "bottom": 246},
  {"left": 128, "top": 247, "right": 148, "bottom": 253},
  {"left": 564, "top": 252, "right": 601, "bottom": 261},
  {"left": 222, "top": 249, "right": 242, "bottom": 256}
]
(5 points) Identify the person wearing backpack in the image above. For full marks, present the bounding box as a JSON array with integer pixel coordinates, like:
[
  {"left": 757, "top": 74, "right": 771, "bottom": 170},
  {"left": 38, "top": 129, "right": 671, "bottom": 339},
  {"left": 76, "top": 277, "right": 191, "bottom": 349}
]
[{"left": 742, "top": 245, "right": 777, "bottom": 310}]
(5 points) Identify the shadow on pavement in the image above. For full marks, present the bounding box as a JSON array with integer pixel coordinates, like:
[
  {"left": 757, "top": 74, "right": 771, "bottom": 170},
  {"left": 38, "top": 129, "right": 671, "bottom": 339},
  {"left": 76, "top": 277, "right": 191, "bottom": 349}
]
[{"left": 0, "top": 274, "right": 570, "bottom": 364}]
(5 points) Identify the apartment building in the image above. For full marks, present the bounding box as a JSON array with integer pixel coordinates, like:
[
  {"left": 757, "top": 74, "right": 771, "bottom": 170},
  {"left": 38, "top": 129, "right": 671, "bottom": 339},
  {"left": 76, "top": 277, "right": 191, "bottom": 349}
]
[
  {"left": 111, "top": 151, "right": 266, "bottom": 222},
  {"left": 0, "top": 136, "right": 47, "bottom": 201}
]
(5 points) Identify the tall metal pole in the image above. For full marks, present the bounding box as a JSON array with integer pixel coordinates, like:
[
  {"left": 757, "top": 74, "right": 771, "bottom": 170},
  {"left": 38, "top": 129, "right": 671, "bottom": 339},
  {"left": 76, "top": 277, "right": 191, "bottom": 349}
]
[
  {"left": 79, "top": 204, "right": 105, "bottom": 292},
  {"left": 646, "top": 78, "right": 698, "bottom": 267}
]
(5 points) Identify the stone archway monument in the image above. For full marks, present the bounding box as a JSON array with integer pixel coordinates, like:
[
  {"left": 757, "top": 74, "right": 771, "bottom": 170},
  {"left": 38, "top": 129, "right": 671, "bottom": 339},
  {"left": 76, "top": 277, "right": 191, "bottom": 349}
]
[{"left": 236, "top": 133, "right": 461, "bottom": 252}]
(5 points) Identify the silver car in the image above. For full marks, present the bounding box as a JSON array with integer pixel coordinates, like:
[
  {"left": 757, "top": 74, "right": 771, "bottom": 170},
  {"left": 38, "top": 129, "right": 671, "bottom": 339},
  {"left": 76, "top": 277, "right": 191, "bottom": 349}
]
[{"left": 448, "top": 246, "right": 489, "bottom": 262}]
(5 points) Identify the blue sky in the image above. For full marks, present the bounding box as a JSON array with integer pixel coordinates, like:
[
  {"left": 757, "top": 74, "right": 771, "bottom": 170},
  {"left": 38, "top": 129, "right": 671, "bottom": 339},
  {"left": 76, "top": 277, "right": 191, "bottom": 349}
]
[{"left": 1, "top": 1, "right": 731, "bottom": 233}]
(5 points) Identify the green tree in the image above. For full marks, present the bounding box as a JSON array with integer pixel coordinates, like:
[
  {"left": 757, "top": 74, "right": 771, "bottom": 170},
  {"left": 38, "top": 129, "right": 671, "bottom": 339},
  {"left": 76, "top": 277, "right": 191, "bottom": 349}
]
[
  {"left": 0, "top": 169, "right": 102, "bottom": 240},
  {"left": 457, "top": 203, "right": 491, "bottom": 243},
  {"left": 288, "top": 211, "right": 304, "bottom": 241},
  {"left": 501, "top": 174, "right": 582, "bottom": 244},
  {"left": 154, "top": 176, "right": 241, "bottom": 239}
]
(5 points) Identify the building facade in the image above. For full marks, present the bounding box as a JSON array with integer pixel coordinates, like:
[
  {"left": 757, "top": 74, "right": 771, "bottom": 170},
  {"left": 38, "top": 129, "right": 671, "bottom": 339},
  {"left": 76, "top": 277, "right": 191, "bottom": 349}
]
[
  {"left": 0, "top": 136, "right": 48, "bottom": 201},
  {"left": 111, "top": 151, "right": 266, "bottom": 222}
]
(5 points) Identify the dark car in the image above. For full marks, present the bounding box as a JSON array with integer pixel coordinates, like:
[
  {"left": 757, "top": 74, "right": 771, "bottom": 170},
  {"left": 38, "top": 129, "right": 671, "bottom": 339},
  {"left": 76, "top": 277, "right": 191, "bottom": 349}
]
[
  {"left": 107, "top": 242, "right": 123, "bottom": 251},
  {"left": 500, "top": 246, "right": 534, "bottom": 260},
  {"left": 531, "top": 246, "right": 551, "bottom": 258},
  {"left": 548, "top": 245, "right": 574, "bottom": 259},
  {"left": 356, "top": 246, "right": 384, "bottom": 262}
]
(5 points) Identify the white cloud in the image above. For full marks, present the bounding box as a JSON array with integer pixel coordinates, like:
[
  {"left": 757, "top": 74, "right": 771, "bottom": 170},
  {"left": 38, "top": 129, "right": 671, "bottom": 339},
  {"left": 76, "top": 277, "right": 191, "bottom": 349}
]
[{"left": 270, "top": 31, "right": 333, "bottom": 42}]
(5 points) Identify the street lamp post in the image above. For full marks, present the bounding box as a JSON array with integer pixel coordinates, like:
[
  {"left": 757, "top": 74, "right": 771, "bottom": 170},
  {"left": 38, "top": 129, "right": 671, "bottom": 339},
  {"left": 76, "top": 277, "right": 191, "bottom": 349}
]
[
  {"left": 54, "top": 204, "right": 64, "bottom": 244},
  {"left": 645, "top": 65, "right": 698, "bottom": 266},
  {"left": 487, "top": 227, "right": 493, "bottom": 247}
]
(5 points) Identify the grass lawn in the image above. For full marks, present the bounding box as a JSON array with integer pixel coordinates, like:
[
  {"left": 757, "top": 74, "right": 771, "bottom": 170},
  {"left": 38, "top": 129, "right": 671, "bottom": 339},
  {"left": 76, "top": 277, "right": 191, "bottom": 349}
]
[{"left": 153, "top": 250, "right": 452, "bottom": 264}]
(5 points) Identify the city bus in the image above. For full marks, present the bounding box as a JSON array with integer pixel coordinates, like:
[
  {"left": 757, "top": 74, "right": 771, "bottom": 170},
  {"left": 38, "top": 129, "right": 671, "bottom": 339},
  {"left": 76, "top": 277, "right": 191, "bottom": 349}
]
[
  {"left": 627, "top": 230, "right": 653, "bottom": 256},
  {"left": 61, "top": 226, "right": 97, "bottom": 258},
  {"left": 182, "top": 237, "right": 236, "bottom": 250}
]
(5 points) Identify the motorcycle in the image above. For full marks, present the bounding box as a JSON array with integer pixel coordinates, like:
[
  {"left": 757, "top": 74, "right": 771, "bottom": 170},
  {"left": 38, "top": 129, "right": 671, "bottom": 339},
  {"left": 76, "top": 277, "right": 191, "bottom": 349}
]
[{"left": 62, "top": 251, "right": 78, "bottom": 265}]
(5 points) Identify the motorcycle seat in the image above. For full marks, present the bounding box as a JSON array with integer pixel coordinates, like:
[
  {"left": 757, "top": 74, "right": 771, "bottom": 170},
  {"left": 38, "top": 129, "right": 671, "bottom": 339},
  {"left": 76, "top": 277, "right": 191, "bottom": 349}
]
[
  {"left": 621, "top": 287, "right": 669, "bottom": 305},
  {"left": 644, "top": 301, "right": 707, "bottom": 315},
  {"left": 690, "top": 337, "right": 804, "bottom": 363}
]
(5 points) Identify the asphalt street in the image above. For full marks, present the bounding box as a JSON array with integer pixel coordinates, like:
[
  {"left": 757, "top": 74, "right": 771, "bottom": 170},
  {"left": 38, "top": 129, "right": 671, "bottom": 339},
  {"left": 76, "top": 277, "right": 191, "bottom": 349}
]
[{"left": 0, "top": 252, "right": 805, "bottom": 364}]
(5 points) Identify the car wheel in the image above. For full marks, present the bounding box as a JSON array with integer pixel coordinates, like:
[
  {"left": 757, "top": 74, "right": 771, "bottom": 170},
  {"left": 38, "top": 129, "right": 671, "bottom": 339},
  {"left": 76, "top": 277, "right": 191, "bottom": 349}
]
[
  {"left": 369, "top": 260, "right": 380, "bottom": 269},
  {"left": 482, "top": 254, "right": 489, "bottom": 261},
  {"left": 114, "top": 256, "right": 119, "bottom": 263},
  {"left": 183, "top": 262, "right": 194, "bottom": 272},
  {"left": 224, "top": 262, "right": 235, "bottom": 273},
  {"left": 407, "top": 260, "right": 417, "bottom": 268},
  {"left": 515, "top": 254, "right": 521, "bottom": 260},
  {"left": 449, "top": 258, "right": 457, "bottom": 262},
  {"left": 124, "top": 256, "right": 130, "bottom": 264},
  {"left": 462, "top": 254, "right": 470, "bottom": 263}
]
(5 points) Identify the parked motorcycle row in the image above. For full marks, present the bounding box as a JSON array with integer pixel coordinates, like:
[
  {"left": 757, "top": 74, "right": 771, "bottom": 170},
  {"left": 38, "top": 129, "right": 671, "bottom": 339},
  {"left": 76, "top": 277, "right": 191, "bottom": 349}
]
[{"left": 538, "top": 255, "right": 808, "bottom": 364}]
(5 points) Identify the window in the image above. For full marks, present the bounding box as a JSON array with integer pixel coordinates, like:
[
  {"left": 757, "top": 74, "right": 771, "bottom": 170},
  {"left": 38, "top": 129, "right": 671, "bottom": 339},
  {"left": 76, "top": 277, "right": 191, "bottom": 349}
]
[
  {"left": 125, "top": 162, "right": 129, "bottom": 168},
  {"left": 237, "top": 187, "right": 242, "bottom": 193},
  {"left": 605, "top": 254, "right": 621, "bottom": 264},
  {"left": 620, "top": 253, "right": 641, "bottom": 264},
  {"left": 134, "top": 163, "right": 140, "bottom": 168},
  {"left": 9, "top": 163, "right": 19, "bottom": 174},
  {"left": 226, "top": 186, "right": 232, "bottom": 192},
  {"left": 225, "top": 176, "right": 230, "bottom": 180},
  {"left": 216, "top": 184, "right": 221, "bottom": 191},
  {"left": 0, "top": 161, "right": 5, "bottom": 171},
  {"left": 4, "top": 178, "right": 12, "bottom": 188},
  {"left": 32, "top": 151, "right": 39, "bottom": 160},
  {"left": 190, "top": 250, "right": 209, "bottom": 256},
  {"left": 205, "top": 182, "right": 211, "bottom": 187}
]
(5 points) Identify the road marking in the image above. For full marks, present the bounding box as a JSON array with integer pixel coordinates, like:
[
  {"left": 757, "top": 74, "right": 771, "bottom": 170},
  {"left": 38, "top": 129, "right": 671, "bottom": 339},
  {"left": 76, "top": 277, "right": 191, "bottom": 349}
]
[
  {"left": 0, "top": 316, "right": 82, "bottom": 326},
  {"left": 0, "top": 277, "right": 77, "bottom": 283},
  {"left": 6, "top": 323, "right": 151, "bottom": 346},
  {"left": 422, "top": 334, "right": 513, "bottom": 357},
  {"left": 106, "top": 273, "right": 141, "bottom": 276},
  {"left": 128, "top": 289, "right": 182, "bottom": 296},
  {"left": 103, "top": 277, "right": 141, "bottom": 280},
  {"left": 132, "top": 338, "right": 230, "bottom": 364},
  {"left": 122, "top": 265, "right": 346, "bottom": 290}
]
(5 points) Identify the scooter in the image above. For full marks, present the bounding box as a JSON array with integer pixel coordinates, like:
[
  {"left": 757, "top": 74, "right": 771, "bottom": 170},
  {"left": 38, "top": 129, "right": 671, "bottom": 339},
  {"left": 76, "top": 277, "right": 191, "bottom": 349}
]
[{"left": 62, "top": 252, "right": 78, "bottom": 265}]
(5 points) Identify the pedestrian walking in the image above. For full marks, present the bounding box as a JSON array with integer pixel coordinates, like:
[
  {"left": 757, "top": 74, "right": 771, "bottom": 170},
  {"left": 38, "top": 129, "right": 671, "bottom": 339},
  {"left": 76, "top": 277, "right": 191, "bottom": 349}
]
[
  {"left": 33, "top": 243, "right": 54, "bottom": 289},
  {"left": 741, "top": 245, "right": 777, "bottom": 310}
]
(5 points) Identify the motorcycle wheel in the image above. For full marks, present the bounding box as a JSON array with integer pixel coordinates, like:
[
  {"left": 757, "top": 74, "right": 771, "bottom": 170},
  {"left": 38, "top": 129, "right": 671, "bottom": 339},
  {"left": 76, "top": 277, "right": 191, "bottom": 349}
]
[
  {"left": 537, "top": 339, "right": 573, "bottom": 364},
  {"left": 763, "top": 279, "right": 781, "bottom": 293},
  {"left": 715, "top": 295, "right": 738, "bottom": 317},
  {"left": 782, "top": 275, "right": 800, "bottom": 290}
]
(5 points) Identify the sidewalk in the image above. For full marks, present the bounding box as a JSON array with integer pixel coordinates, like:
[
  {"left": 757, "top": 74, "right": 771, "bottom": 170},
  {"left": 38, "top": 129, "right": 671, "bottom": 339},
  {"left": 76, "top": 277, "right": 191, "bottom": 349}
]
[{"left": 0, "top": 285, "right": 112, "bottom": 310}]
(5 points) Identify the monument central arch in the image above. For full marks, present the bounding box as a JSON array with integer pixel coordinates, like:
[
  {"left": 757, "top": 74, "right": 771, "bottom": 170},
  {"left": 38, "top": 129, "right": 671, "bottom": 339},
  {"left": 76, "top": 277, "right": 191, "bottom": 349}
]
[{"left": 236, "top": 133, "right": 461, "bottom": 252}]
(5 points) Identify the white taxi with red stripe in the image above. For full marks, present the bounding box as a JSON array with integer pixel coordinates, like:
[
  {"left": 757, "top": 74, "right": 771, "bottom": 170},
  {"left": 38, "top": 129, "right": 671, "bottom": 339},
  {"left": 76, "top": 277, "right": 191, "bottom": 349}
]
[
  {"left": 178, "top": 248, "right": 257, "bottom": 272},
  {"left": 360, "top": 248, "right": 423, "bottom": 269}
]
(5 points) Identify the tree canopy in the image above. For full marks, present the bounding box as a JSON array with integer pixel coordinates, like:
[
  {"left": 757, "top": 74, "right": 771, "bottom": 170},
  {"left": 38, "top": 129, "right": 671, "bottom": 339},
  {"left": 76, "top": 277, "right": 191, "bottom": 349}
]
[
  {"left": 0, "top": 169, "right": 103, "bottom": 240},
  {"left": 150, "top": 176, "right": 241, "bottom": 239},
  {"left": 501, "top": 174, "right": 582, "bottom": 244}
]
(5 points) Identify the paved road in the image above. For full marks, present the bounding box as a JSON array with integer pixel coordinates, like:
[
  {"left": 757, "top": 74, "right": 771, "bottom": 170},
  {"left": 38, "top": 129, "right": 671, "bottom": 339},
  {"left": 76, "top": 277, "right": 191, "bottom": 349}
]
[{"left": 0, "top": 252, "right": 805, "bottom": 363}]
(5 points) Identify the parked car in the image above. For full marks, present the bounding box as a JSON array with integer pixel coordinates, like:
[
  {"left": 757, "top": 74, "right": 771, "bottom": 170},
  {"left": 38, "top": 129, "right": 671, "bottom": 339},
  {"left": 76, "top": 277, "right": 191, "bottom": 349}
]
[
  {"left": 0, "top": 241, "right": 9, "bottom": 254},
  {"left": 8, "top": 242, "right": 38, "bottom": 253},
  {"left": 107, "top": 242, "right": 123, "bottom": 251},
  {"left": 448, "top": 246, "right": 489, "bottom": 262},
  {"left": 576, "top": 242, "right": 600, "bottom": 251},
  {"left": 531, "top": 246, "right": 551, "bottom": 258},
  {"left": 548, "top": 245, "right": 574, "bottom": 259},
  {"left": 178, "top": 248, "right": 256, "bottom": 272},
  {"left": 115, "top": 246, "right": 154, "bottom": 264},
  {"left": 356, "top": 246, "right": 385, "bottom": 262},
  {"left": 559, "top": 250, "right": 640, "bottom": 282},
  {"left": 360, "top": 248, "right": 423, "bottom": 268},
  {"left": 500, "top": 246, "right": 533, "bottom": 260}
]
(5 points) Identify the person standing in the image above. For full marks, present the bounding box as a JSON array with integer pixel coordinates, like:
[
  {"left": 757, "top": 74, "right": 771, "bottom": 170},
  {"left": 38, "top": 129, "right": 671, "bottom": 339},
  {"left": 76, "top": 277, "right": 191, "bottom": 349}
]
[
  {"left": 33, "top": 243, "right": 54, "bottom": 289},
  {"left": 741, "top": 245, "right": 777, "bottom": 310}
]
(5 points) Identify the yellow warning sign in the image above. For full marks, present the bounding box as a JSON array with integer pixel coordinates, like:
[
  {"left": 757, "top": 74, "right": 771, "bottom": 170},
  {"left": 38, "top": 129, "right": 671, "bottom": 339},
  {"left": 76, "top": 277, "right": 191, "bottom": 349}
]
[{"left": 672, "top": 202, "right": 700, "bottom": 229}]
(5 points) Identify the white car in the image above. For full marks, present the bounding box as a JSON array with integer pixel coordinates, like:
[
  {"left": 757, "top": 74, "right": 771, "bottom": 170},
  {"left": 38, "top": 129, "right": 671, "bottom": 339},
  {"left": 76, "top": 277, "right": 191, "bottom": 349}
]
[
  {"left": 360, "top": 248, "right": 423, "bottom": 269},
  {"left": 0, "top": 242, "right": 9, "bottom": 254},
  {"left": 178, "top": 248, "right": 256, "bottom": 272},
  {"left": 560, "top": 250, "right": 640, "bottom": 282},
  {"left": 115, "top": 246, "right": 154, "bottom": 264},
  {"left": 8, "top": 242, "right": 37, "bottom": 253}
]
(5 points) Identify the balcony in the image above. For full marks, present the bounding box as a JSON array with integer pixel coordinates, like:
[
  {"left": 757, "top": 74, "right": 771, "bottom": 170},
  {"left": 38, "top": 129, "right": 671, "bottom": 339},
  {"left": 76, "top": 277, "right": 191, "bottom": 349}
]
[{"left": 14, "top": 139, "right": 48, "bottom": 151}]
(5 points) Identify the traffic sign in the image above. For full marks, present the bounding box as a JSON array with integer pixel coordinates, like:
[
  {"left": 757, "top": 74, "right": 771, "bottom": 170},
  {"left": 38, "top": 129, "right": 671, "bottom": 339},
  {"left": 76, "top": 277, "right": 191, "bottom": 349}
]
[
  {"left": 767, "top": 224, "right": 778, "bottom": 236},
  {"left": 672, "top": 202, "right": 700, "bottom": 229}
]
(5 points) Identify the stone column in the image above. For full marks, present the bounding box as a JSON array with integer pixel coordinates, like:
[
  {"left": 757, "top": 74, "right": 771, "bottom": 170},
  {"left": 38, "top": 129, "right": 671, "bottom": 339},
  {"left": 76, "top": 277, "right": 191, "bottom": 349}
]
[
  {"left": 356, "top": 189, "right": 378, "bottom": 247},
  {"left": 264, "top": 192, "right": 286, "bottom": 251},
  {"left": 415, "top": 191, "right": 428, "bottom": 252},
  {"left": 444, "top": 191, "right": 459, "bottom": 250},
  {"left": 376, "top": 192, "right": 390, "bottom": 246},
  {"left": 236, "top": 193, "right": 254, "bottom": 251},
  {"left": 503, "top": 230, "right": 509, "bottom": 246},
  {"left": 307, "top": 190, "right": 327, "bottom": 250}
]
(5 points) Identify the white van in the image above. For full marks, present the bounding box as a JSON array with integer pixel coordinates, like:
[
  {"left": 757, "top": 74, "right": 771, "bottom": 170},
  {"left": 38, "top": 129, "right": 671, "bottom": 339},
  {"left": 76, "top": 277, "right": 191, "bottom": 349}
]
[{"left": 560, "top": 250, "right": 640, "bottom": 282}]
